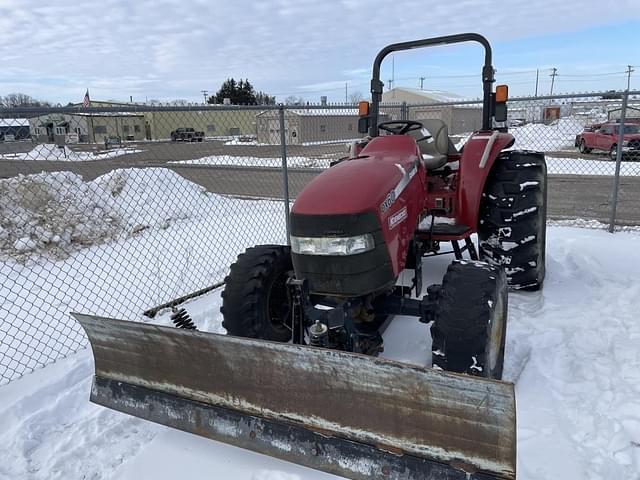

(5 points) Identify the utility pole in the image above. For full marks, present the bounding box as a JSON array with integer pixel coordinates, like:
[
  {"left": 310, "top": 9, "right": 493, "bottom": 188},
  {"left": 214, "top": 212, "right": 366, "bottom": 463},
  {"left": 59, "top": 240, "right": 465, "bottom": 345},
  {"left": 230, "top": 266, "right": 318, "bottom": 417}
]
[
  {"left": 549, "top": 68, "right": 558, "bottom": 95},
  {"left": 201, "top": 90, "right": 208, "bottom": 104},
  {"left": 345, "top": 82, "right": 348, "bottom": 103},
  {"left": 419, "top": 76, "right": 425, "bottom": 90},
  {"left": 626, "top": 65, "right": 635, "bottom": 91},
  {"left": 534, "top": 69, "right": 539, "bottom": 97},
  {"left": 390, "top": 54, "right": 395, "bottom": 90}
]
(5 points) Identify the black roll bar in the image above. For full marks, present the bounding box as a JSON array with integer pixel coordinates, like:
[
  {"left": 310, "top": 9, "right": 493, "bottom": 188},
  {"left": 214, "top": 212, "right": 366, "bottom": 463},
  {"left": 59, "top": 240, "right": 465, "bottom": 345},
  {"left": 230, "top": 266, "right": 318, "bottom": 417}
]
[{"left": 369, "top": 33, "right": 495, "bottom": 136}]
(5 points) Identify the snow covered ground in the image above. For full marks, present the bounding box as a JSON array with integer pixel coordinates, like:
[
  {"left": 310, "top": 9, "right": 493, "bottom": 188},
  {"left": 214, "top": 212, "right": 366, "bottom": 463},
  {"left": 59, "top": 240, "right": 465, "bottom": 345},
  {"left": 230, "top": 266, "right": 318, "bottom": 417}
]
[
  {"left": 1, "top": 226, "right": 639, "bottom": 479},
  {"left": 170, "top": 153, "right": 640, "bottom": 176},
  {"left": 0, "top": 144, "right": 142, "bottom": 162},
  {"left": 1, "top": 168, "right": 287, "bottom": 383},
  {"left": 170, "top": 155, "right": 333, "bottom": 169},
  {"left": 546, "top": 156, "right": 640, "bottom": 176}
]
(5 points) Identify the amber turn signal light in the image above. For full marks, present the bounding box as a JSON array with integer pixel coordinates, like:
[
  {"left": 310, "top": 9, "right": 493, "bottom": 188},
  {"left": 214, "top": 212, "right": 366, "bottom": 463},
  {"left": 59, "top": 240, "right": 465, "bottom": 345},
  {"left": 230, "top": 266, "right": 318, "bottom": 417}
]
[
  {"left": 495, "top": 85, "right": 508, "bottom": 103},
  {"left": 358, "top": 101, "right": 370, "bottom": 116}
]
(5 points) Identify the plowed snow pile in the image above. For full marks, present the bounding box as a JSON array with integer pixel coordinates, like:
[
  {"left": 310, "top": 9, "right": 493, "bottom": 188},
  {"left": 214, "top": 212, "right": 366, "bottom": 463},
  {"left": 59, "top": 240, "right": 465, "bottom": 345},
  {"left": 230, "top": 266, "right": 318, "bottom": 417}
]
[
  {"left": 0, "top": 169, "right": 215, "bottom": 261},
  {"left": 0, "top": 227, "right": 638, "bottom": 480},
  {"left": 510, "top": 117, "right": 585, "bottom": 151},
  {"left": 0, "top": 172, "right": 121, "bottom": 261}
]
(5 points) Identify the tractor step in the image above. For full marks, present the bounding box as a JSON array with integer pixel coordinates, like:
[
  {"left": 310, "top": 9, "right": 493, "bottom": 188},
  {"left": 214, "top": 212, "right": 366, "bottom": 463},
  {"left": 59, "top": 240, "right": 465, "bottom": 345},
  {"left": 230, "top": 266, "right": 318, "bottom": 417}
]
[
  {"left": 418, "top": 223, "right": 471, "bottom": 238},
  {"left": 73, "top": 313, "right": 516, "bottom": 480}
]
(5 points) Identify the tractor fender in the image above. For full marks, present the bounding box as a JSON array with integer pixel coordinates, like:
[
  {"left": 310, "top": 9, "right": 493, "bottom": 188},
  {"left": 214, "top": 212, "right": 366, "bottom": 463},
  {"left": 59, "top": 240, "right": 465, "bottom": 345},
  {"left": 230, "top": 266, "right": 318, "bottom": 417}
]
[{"left": 456, "top": 131, "right": 515, "bottom": 229}]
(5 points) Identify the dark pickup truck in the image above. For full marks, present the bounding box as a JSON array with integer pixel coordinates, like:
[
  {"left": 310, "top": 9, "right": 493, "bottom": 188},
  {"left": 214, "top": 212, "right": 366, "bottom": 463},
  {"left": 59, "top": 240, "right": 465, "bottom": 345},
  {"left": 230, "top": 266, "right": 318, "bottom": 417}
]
[
  {"left": 170, "top": 127, "right": 204, "bottom": 142},
  {"left": 575, "top": 122, "right": 640, "bottom": 160}
]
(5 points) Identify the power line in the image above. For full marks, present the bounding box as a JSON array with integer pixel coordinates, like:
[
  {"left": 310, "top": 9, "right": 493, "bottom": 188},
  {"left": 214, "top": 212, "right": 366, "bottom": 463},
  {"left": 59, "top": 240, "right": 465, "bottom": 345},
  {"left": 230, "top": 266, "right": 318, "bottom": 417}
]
[{"left": 560, "top": 71, "right": 628, "bottom": 78}]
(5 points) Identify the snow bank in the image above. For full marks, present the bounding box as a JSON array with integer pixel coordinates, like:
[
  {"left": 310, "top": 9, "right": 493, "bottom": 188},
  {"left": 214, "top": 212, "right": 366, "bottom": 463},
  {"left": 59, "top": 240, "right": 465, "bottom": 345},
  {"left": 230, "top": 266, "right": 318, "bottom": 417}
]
[
  {"left": 94, "top": 169, "right": 212, "bottom": 233},
  {"left": 0, "top": 168, "right": 226, "bottom": 261},
  {"left": 510, "top": 117, "right": 586, "bottom": 151},
  {"left": 173, "top": 152, "right": 640, "bottom": 177},
  {"left": 2, "top": 227, "right": 640, "bottom": 479},
  {"left": 170, "top": 155, "right": 332, "bottom": 169},
  {"left": 223, "top": 136, "right": 259, "bottom": 146},
  {"left": 0, "top": 172, "right": 121, "bottom": 261},
  {"left": 0, "top": 143, "right": 142, "bottom": 162}
]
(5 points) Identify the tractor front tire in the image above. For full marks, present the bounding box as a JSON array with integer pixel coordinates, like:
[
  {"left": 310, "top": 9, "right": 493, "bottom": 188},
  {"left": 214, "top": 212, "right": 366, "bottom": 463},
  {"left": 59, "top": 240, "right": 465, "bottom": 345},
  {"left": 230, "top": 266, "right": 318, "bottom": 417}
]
[
  {"left": 479, "top": 150, "right": 547, "bottom": 290},
  {"left": 221, "top": 245, "right": 293, "bottom": 342},
  {"left": 431, "top": 260, "right": 508, "bottom": 380}
]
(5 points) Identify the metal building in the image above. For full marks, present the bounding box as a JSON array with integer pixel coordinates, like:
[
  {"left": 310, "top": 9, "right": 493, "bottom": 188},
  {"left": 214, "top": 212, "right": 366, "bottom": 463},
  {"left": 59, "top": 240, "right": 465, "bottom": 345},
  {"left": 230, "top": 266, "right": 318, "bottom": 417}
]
[
  {"left": 29, "top": 112, "right": 146, "bottom": 144},
  {"left": 383, "top": 88, "right": 482, "bottom": 134},
  {"left": 256, "top": 109, "right": 390, "bottom": 144},
  {"left": 0, "top": 118, "right": 30, "bottom": 141}
]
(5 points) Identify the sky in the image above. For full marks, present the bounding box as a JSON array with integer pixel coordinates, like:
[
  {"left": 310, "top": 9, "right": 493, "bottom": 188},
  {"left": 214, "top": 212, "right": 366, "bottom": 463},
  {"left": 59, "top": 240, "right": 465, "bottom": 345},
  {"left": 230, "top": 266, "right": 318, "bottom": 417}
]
[{"left": 1, "top": 0, "right": 639, "bottom": 105}]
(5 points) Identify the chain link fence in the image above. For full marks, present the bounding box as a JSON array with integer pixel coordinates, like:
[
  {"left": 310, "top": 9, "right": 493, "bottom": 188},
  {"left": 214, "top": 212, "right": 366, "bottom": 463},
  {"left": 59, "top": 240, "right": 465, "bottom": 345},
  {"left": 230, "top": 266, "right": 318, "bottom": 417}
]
[{"left": 1, "top": 91, "right": 638, "bottom": 385}]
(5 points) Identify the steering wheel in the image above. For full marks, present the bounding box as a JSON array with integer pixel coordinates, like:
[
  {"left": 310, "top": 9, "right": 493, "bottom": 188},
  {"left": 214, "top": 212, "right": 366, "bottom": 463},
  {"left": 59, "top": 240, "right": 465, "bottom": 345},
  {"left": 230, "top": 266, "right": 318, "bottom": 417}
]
[{"left": 378, "top": 120, "right": 424, "bottom": 135}]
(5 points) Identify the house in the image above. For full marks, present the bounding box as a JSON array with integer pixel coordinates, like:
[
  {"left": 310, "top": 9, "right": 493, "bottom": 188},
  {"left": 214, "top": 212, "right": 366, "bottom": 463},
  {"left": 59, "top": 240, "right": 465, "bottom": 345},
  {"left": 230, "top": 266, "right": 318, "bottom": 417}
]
[
  {"left": 0, "top": 118, "right": 30, "bottom": 141},
  {"left": 382, "top": 88, "right": 482, "bottom": 134},
  {"left": 255, "top": 109, "right": 390, "bottom": 144}
]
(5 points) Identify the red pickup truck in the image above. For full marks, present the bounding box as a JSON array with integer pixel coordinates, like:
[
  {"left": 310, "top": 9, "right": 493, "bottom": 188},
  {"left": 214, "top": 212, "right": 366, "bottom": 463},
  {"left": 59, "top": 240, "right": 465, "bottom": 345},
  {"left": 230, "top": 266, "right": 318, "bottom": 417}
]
[{"left": 575, "top": 122, "right": 640, "bottom": 159}]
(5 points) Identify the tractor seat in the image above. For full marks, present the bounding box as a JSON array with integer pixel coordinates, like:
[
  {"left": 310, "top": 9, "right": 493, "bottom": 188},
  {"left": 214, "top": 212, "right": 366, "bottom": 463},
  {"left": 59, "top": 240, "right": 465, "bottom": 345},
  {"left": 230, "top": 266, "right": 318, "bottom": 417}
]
[{"left": 407, "top": 119, "right": 456, "bottom": 171}]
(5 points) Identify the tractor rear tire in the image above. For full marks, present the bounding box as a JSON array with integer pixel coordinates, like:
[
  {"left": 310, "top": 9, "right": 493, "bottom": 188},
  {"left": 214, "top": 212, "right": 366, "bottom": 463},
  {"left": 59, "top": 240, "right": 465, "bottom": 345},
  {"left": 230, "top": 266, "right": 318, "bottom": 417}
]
[
  {"left": 479, "top": 150, "right": 547, "bottom": 290},
  {"left": 431, "top": 260, "right": 508, "bottom": 380},
  {"left": 221, "top": 245, "right": 293, "bottom": 342}
]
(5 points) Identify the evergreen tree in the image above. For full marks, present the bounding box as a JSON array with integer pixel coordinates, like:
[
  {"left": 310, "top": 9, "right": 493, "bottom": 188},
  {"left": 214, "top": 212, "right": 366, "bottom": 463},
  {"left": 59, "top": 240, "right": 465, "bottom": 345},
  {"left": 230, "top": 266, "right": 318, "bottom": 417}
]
[
  {"left": 255, "top": 91, "right": 276, "bottom": 105},
  {"left": 210, "top": 78, "right": 264, "bottom": 105}
]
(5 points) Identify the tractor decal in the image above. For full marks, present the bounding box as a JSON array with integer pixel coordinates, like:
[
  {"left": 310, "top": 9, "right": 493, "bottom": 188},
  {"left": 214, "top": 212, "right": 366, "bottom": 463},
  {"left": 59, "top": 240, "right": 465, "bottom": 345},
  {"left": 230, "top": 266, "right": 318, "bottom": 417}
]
[
  {"left": 381, "top": 162, "right": 418, "bottom": 213},
  {"left": 389, "top": 206, "right": 408, "bottom": 230},
  {"left": 380, "top": 191, "right": 395, "bottom": 213}
]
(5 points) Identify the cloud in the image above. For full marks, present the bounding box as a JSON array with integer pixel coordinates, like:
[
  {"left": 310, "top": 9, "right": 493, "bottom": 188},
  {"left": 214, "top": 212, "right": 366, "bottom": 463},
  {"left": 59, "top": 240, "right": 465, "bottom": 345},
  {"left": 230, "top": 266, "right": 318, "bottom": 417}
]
[{"left": 1, "top": 0, "right": 639, "bottom": 103}]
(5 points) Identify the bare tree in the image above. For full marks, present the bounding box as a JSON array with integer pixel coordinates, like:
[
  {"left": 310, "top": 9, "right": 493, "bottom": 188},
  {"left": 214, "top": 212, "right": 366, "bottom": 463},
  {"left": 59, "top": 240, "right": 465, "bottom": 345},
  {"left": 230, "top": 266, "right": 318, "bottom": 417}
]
[
  {"left": 0, "top": 93, "right": 51, "bottom": 108},
  {"left": 348, "top": 91, "right": 364, "bottom": 104},
  {"left": 284, "top": 95, "right": 306, "bottom": 105}
]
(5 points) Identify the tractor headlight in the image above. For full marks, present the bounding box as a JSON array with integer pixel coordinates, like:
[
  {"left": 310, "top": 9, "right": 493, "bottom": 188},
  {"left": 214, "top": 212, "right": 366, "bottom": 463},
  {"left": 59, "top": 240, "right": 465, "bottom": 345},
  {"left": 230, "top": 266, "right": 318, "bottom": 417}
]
[{"left": 290, "top": 234, "right": 375, "bottom": 256}]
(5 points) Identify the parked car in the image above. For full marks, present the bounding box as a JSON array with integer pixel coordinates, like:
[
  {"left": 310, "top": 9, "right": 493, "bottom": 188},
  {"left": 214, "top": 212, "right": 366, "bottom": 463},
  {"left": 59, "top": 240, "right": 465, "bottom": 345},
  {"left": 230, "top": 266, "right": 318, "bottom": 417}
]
[
  {"left": 104, "top": 135, "right": 122, "bottom": 149},
  {"left": 575, "top": 122, "right": 640, "bottom": 160},
  {"left": 170, "top": 127, "right": 204, "bottom": 142}
]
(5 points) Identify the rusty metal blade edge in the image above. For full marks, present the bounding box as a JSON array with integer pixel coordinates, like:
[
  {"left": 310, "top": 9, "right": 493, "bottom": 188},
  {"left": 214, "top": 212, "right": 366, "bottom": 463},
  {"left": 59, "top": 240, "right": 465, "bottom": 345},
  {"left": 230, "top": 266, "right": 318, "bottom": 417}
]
[{"left": 92, "top": 377, "right": 505, "bottom": 480}]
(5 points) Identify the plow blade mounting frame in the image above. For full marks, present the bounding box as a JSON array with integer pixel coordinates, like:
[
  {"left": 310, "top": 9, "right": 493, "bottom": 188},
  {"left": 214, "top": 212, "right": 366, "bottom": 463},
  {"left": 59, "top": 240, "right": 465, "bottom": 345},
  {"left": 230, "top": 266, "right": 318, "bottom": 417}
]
[{"left": 74, "top": 313, "right": 516, "bottom": 480}]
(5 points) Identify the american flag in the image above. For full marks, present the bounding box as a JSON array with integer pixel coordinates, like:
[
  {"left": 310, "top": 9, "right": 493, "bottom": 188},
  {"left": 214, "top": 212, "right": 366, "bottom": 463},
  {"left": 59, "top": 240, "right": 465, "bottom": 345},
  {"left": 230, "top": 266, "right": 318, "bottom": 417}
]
[{"left": 82, "top": 89, "right": 90, "bottom": 107}]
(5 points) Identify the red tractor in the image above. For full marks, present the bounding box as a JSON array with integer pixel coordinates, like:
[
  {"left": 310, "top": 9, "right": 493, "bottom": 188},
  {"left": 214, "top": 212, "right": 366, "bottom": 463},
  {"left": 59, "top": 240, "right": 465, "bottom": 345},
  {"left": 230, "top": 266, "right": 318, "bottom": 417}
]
[
  {"left": 222, "top": 34, "right": 547, "bottom": 378},
  {"left": 77, "top": 33, "right": 546, "bottom": 480}
]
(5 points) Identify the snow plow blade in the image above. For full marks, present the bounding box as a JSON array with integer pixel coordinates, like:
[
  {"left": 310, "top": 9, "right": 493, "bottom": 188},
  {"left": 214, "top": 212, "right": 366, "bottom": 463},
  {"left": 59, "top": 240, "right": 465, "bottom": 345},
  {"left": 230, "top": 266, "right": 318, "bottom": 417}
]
[{"left": 74, "top": 313, "right": 516, "bottom": 480}]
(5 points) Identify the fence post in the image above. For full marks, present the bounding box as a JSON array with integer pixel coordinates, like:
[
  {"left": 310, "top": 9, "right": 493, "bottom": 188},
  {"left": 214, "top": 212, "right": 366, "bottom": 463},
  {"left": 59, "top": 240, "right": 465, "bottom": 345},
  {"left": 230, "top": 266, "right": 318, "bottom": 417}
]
[
  {"left": 608, "top": 90, "right": 629, "bottom": 233},
  {"left": 279, "top": 105, "right": 291, "bottom": 244},
  {"left": 401, "top": 102, "right": 408, "bottom": 121}
]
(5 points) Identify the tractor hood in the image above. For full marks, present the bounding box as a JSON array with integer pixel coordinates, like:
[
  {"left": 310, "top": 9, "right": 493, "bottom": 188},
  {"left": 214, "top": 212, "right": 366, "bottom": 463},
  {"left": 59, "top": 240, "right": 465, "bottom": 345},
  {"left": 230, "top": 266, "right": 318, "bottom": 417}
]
[
  {"left": 292, "top": 135, "right": 421, "bottom": 217},
  {"left": 289, "top": 135, "right": 424, "bottom": 296}
]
